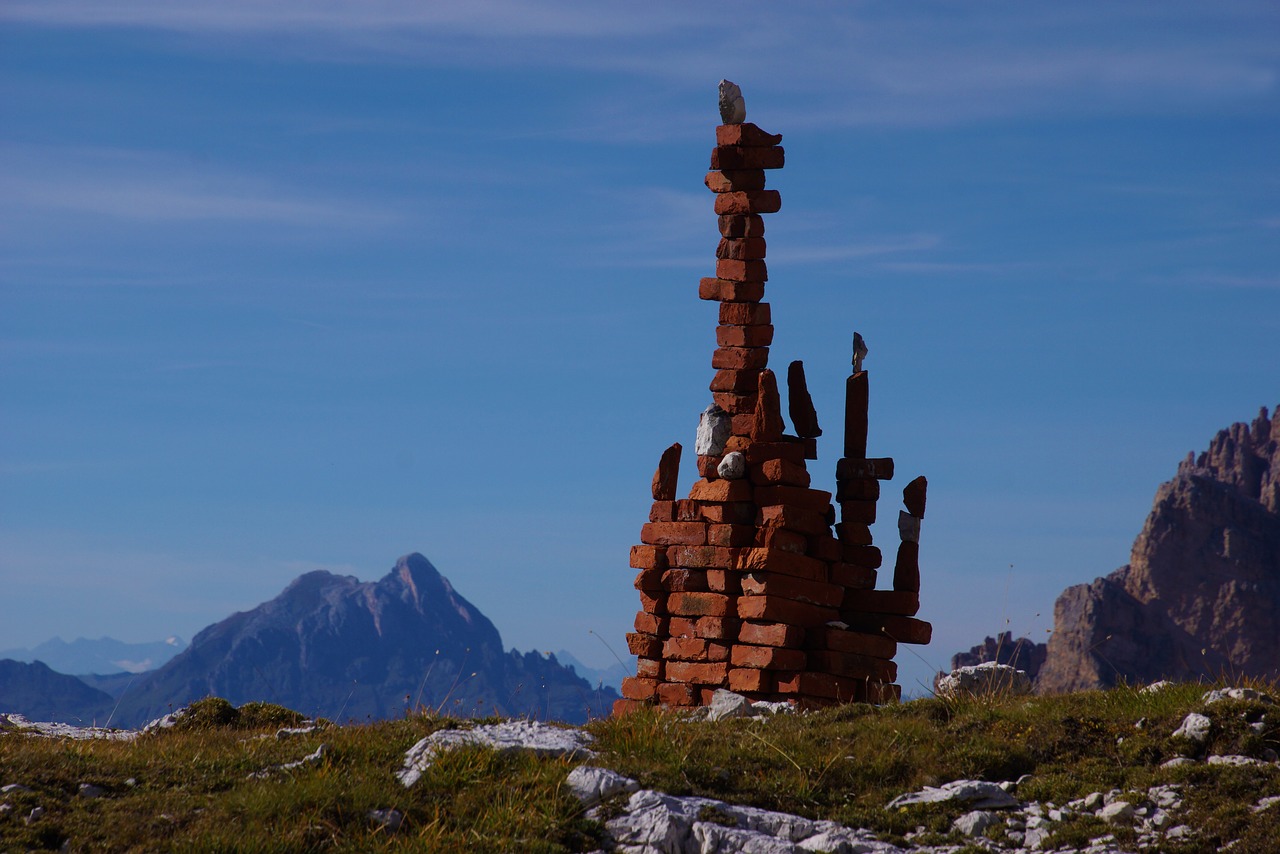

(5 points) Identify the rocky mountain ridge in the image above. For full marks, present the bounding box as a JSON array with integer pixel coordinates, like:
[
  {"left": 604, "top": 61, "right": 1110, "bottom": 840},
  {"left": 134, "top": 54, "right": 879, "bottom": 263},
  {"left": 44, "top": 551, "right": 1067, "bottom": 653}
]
[
  {"left": 1, "top": 554, "right": 615, "bottom": 726},
  {"left": 948, "top": 406, "right": 1280, "bottom": 693}
]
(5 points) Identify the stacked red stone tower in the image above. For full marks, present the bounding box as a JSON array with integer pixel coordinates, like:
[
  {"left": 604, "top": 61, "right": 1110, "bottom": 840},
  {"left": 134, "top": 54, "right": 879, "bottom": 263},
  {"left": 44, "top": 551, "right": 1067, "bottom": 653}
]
[{"left": 615, "top": 92, "right": 933, "bottom": 714}]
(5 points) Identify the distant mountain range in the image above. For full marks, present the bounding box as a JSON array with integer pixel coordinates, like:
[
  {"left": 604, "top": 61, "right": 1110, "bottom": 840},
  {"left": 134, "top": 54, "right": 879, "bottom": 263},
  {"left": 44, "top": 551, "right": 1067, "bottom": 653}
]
[
  {"left": 945, "top": 405, "right": 1280, "bottom": 692},
  {"left": 0, "top": 554, "right": 617, "bottom": 726},
  {"left": 0, "top": 635, "right": 186, "bottom": 676}
]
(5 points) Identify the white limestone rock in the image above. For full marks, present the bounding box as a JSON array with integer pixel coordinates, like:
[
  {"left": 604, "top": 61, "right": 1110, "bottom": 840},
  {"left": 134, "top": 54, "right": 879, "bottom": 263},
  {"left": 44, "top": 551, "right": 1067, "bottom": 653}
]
[
  {"left": 953, "top": 810, "right": 997, "bottom": 836},
  {"left": 566, "top": 766, "right": 639, "bottom": 808},
  {"left": 1099, "top": 801, "right": 1134, "bottom": 824},
  {"left": 934, "top": 662, "right": 1032, "bottom": 698},
  {"left": 1172, "top": 712, "right": 1212, "bottom": 742},
  {"left": 398, "top": 720, "right": 595, "bottom": 787},
  {"left": 1202, "top": 687, "right": 1274, "bottom": 705},
  {"left": 1207, "top": 754, "right": 1268, "bottom": 767},
  {"left": 886, "top": 779, "right": 1019, "bottom": 810},
  {"left": 1141, "top": 680, "right": 1175, "bottom": 694},
  {"left": 696, "top": 405, "right": 732, "bottom": 456},
  {"left": 707, "top": 689, "right": 753, "bottom": 722}
]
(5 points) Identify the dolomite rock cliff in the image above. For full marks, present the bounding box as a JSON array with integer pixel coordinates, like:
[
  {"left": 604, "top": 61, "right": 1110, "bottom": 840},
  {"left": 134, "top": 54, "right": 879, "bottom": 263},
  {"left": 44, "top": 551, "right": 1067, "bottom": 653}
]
[{"left": 1036, "top": 406, "right": 1280, "bottom": 693}]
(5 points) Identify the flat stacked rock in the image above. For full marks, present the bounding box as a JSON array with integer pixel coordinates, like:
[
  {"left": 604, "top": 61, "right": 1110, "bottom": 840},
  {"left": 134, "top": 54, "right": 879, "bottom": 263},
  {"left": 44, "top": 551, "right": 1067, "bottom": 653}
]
[{"left": 616, "top": 104, "right": 931, "bottom": 714}]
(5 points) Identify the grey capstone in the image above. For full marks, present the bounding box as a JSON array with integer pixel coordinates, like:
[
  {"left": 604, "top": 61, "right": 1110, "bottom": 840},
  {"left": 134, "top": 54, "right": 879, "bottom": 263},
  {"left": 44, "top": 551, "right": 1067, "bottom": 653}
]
[
  {"left": 717, "top": 452, "right": 747, "bottom": 480},
  {"left": 897, "top": 511, "right": 920, "bottom": 544},
  {"left": 696, "top": 405, "right": 732, "bottom": 457}
]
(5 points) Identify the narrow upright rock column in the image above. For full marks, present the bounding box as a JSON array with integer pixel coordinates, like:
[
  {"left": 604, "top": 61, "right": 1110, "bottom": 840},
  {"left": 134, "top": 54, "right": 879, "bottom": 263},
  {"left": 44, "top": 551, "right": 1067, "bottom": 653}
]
[{"left": 618, "top": 91, "right": 930, "bottom": 715}]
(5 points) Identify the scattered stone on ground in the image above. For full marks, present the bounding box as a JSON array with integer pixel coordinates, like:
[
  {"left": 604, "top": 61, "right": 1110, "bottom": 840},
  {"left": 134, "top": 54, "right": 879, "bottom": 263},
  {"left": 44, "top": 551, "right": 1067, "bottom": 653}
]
[
  {"left": 367, "top": 808, "right": 404, "bottom": 832},
  {"left": 0, "top": 712, "right": 137, "bottom": 741},
  {"left": 249, "top": 744, "right": 328, "bottom": 779},
  {"left": 566, "top": 766, "right": 641, "bottom": 808},
  {"left": 1171, "top": 712, "right": 1211, "bottom": 742},
  {"left": 1202, "top": 687, "right": 1274, "bottom": 705},
  {"left": 934, "top": 662, "right": 1032, "bottom": 698},
  {"left": 77, "top": 783, "right": 105, "bottom": 799},
  {"left": 397, "top": 720, "right": 596, "bottom": 787},
  {"left": 886, "top": 779, "right": 1020, "bottom": 810}
]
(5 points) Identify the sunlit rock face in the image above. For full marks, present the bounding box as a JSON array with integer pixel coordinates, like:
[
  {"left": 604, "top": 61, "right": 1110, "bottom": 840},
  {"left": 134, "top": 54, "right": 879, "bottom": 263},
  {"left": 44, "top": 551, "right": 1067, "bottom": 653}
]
[{"left": 1037, "top": 406, "right": 1280, "bottom": 693}]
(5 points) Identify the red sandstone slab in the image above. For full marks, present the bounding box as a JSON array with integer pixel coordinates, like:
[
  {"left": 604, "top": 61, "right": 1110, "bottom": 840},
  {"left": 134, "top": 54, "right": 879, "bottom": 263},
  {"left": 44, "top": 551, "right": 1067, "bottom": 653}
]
[
  {"left": 903, "top": 476, "right": 928, "bottom": 519},
  {"left": 742, "top": 441, "right": 807, "bottom": 465},
  {"left": 621, "top": 676, "right": 659, "bottom": 701},
  {"left": 696, "top": 455, "right": 720, "bottom": 479},
  {"left": 629, "top": 545, "right": 668, "bottom": 570},
  {"left": 674, "top": 500, "right": 701, "bottom": 521},
  {"left": 835, "top": 457, "right": 895, "bottom": 480},
  {"left": 657, "top": 681, "right": 698, "bottom": 705},
  {"left": 641, "top": 521, "right": 707, "bottom": 546},
  {"left": 648, "top": 500, "right": 676, "bottom": 523},
  {"left": 667, "top": 591, "right": 733, "bottom": 618},
  {"left": 843, "top": 614, "right": 932, "bottom": 645},
  {"left": 810, "top": 650, "right": 897, "bottom": 682},
  {"left": 777, "top": 672, "right": 867, "bottom": 702},
  {"left": 831, "top": 562, "right": 877, "bottom": 589},
  {"left": 845, "top": 590, "right": 920, "bottom": 616},
  {"left": 705, "top": 569, "right": 742, "bottom": 595},
  {"left": 731, "top": 644, "right": 807, "bottom": 670},
  {"left": 754, "top": 485, "right": 833, "bottom": 513},
  {"left": 839, "top": 500, "right": 877, "bottom": 525},
  {"left": 689, "top": 478, "right": 754, "bottom": 503},
  {"left": 751, "top": 369, "right": 785, "bottom": 442},
  {"left": 740, "top": 572, "right": 844, "bottom": 607},
  {"left": 718, "top": 214, "right": 766, "bottom": 238},
  {"left": 716, "top": 323, "right": 774, "bottom": 348},
  {"left": 712, "top": 392, "right": 757, "bottom": 415},
  {"left": 704, "top": 169, "right": 768, "bottom": 192},
  {"left": 708, "top": 523, "right": 754, "bottom": 548},
  {"left": 758, "top": 504, "right": 830, "bottom": 535},
  {"left": 719, "top": 302, "right": 771, "bottom": 326},
  {"left": 700, "top": 502, "right": 755, "bottom": 525},
  {"left": 612, "top": 698, "right": 650, "bottom": 716},
  {"left": 663, "top": 636, "right": 730, "bottom": 662},
  {"left": 752, "top": 458, "right": 811, "bottom": 488},
  {"left": 737, "top": 595, "right": 838, "bottom": 626},
  {"left": 715, "top": 257, "right": 768, "bottom": 283},
  {"left": 807, "top": 626, "right": 897, "bottom": 659},
  {"left": 834, "top": 522, "right": 873, "bottom": 545},
  {"left": 755, "top": 526, "right": 807, "bottom": 554},
  {"left": 633, "top": 568, "right": 664, "bottom": 591},
  {"left": 637, "top": 591, "right": 666, "bottom": 616},
  {"left": 728, "top": 667, "right": 775, "bottom": 693},
  {"left": 732, "top": 547, "right": 829, "bottom": 582},
  {"left": 636, "top": 657, "right": 663, "bottom": 680},
  {"left": 809, "top": 535, "right": 841, "bottom": 563},
  {"left": 840, "top": 544, "right": 882, "bottom": 568},
  {"left": 836, "top": 478, "right": 880, "bottom": 502},
  {"left": 634, "top": 612, "right": 668, "bottom": 636},
  {"left": 710, "top": 368, "right": 762, "bottom": 394},
  {"left": 670, "top": 545, "right": 731, "bottom": 569},
  {"left": 711, "top": 345, "right": 770, "bottom": 371},
  {"left": 626, "top": 632, "right": 663, "bottom": 658},
  {"left": 712, "top": 146, "right": 785, "bottom": 170},
  {"left": 844, "top": 372, "right": 869, "bottom": 459},
  {"left": 665, "top": 660, "right": 729, "bottom": 686},
  {"left": 738, "top": 620, "right": 805, "bottom": 648},
  {"left": 652, "top": 443, "right": 682, "bottom": 501},
  {"left": 893, "top": 541, "right": 920, "bottom": 593},
  {"left": 699, "top": 278, "right": 765, "bottom": 303},
  {"left": 786, "top": 361, "right": 822, "bottom": 440},
  {"left": 715, "top": 123, "right": 783, "bottom": 147},
  {"left": 714, "top": 191, "right": 781, "bottom": 217},
  {"left": 716, "top": 237, "right": 767, "bottom": 261},
  {"left": 662, "top": 568, "right": 709, "bottom": 592}
]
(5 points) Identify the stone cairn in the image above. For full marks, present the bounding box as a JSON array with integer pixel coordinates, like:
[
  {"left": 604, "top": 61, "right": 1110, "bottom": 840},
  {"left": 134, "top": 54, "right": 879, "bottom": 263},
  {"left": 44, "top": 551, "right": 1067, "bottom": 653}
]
[{"left": 616, "top": 88, "right": 932, "bottom": 714}]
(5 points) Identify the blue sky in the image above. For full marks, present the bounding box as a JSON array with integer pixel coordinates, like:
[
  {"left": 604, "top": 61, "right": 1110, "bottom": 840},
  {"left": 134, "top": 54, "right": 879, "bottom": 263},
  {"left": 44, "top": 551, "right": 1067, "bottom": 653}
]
[{"left": 2, "top": 2, "right": 1277, "bottom": 696}]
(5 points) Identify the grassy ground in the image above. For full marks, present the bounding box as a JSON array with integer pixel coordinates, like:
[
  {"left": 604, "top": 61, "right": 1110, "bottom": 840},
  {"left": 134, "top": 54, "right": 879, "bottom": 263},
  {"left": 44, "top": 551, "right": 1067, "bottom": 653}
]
[{"left": 2, "top": 682, "right": 1278, "bottom": 852}]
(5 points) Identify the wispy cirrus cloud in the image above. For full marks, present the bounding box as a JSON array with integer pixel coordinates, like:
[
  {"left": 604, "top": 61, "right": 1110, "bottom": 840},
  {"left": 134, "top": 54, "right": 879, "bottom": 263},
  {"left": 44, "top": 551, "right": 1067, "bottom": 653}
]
[
  {"left": 0, "top": 144, "right": 398, "bottom": 227},
  {"left": 4, "top": 1, "right": 1275, "bottom": 129}
]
